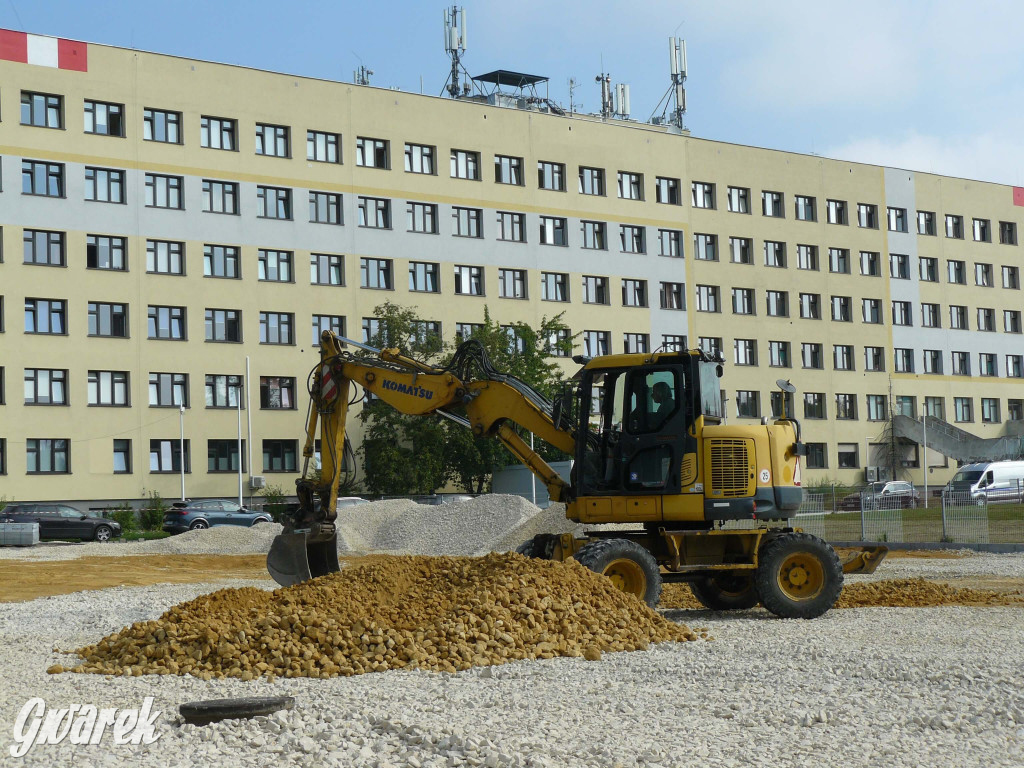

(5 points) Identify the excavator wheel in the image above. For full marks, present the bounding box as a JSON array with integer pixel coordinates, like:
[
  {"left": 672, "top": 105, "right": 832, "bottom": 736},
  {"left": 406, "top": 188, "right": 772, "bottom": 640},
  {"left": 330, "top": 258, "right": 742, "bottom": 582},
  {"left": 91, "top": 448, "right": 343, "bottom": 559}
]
[
  {"left": 515, "top": 533, "right": 560, "bottom": 560},
  {"left": 573, "top": 538, "right": 662, "bottom": 608},
  {"left": 689, "top": 573, "right": 760, "bottom": 611},
  {"left": 755, "top": 532, "right": 843, "bottom": 619}
]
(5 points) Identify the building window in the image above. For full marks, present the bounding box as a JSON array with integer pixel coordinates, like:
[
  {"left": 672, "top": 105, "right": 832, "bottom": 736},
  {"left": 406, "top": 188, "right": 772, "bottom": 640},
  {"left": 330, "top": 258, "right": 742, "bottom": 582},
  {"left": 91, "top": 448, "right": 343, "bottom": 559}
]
[
  {"left": 729, "top": 237, "right": 753, "bottom": 264},
  {"left": 919, "top": 257, "right": 938, "bottom": 282},
  {"left": 805, "top": 443, "right": 827, "bottom": 469},
  {"left": 660, "top": 282, "right": 684, "bottom": 310},
  {"left": 409, "top": 261, "right": 440, "bottom": 293},
  {"left": 949, "top": 305, "right": 968, "bottom": 330},
  {"left": 889, "top": 253, "right": 909, "bottom": 279},
  {"left": 895, "top": 396, "right": 916, "bottom": 419},
  {"left": 148, "top": 305, "right": 186, "bottom": 340},
  {"left": 978, "top": 307, "right": 995, "bottom": 332},
  {"left": 693, "top": 233, "right": 717, "bottom": 261},
  {"left": 203, "top": 244, "right": 240, "bottom": 279},
  {"left": 801, "top": 343, "right": 823, "bottom": 369},
  {"left": 766, "top": 290, "right": 788, "bottom": 317},
  {"left": 583, "top": 331, "right": 611, "bottom": 357},
  {"left": 769, "top": 341, "right": 791, "bottom": 368},
  {"left": 204, "top": 309, "right": 242, "bottom": 343},
  {"left": 404, "top": 143, "right": 435, "bottom": 174},
  {"left": 862, "top": 298, "right": 882, "bottom": 324},
  {"left": 696, "top": 285, "right": 720, "bottom": 313},
  {"left": 454, "top": 265, "right": 484, "bottom": 296},
  {"left": 23, "top": 230, "right": 65, "bottom": 266},
  {"left": 831, "top": 296, "right": 851, "bottom": 322},
  {"left": 208, "top": 440, "right": 246, "bottom": 473},
  {"left": 84, "top": 166, "right": 125, "bottom": 203},
  {"left": 947, "top": 259, "right": 966, "bottom": 284},
  {"left": 360, "top": 258, "right": 393, "bottom": 290},
  {"left": 699, "top": 337, "right": 723, "bottom": 357},
  {"left": 661, "top": 334, "right": 687, "bottom": 352},
  {"left": 621, "top": 279, "right": 647, "bottom": 307},
  {"left": 828, "top": 248, "right": 850, "bottom": 274},
  {"left": 579, "top": 220, "right": 606, "bottom": 250},
  {"left": 859, "top": 251, "right": 880, "bottom": 276},
  {"left": 620, "top": 225, "right": 645, "bottom": 253},
  {"left": 582, "top": 276, "right": 609, "bottom": 305},
  {"left": 917, "top": 211, "right": 936, "bottom": 235},
  {"left": 715, "top": 185, "right": 746, "bottom": 214},
  {"left": 893, "top": 348, "right": 914, "bottom": 373},
  {"left": 356, "top": 137, "right": 389, "bottom": 168},
  {"left": 617, "top": 171, "right": 643, "bottom": 200},
  {"left": 147, "top": 240, "right": 184, "bottom": 275},
  {"left": 307, "top": 130, "right": 340, "bottom": 163},
  {"left": 921, "top": 303, "right": 940, "bottom": 328},
  {"left": 259, "top": 312, "right": 294, "bottom": 345},
  {"left": 764, "top": 241, "right": 786, "bottom": 268},
  {"left": 1000, "top": 221, "right": 1017, "bottom": 245},
  {"left": 623, "top": 333, "right": 649, "bottom": 354},
  {"left": 201, "top": 116, "right": 237, "bottom": 150},
  {"left": 945, "top": 214, "right": 964, "bottom": 239},
  {"left": 654, "top": 228, "right": 681, "bottom": 258},
  {"left": 834, "top": 344, "right": 854, "bottom": 371},
  {"left": 312, "top": 315, "right": 345, "bottom": 344},
  {"left": 260, "top": 377, "right": 296, "bottom": 409},
  {"left": 88, "top": 301, "right": 128, "bottom": 337},
  {"left": 892, "top": 301, "right": 912, "bottom": 326},
  {"left": 145, "top": 173, "right": 183, "bottom": 208},
  {"left": 857, "top": 203, "right": 878, "bottom": 229},
  {"left": 21, "top": 91, "right": 63, "bottom": 128},
  {"left": 979, "top": 353, "right": 998, "bottom": 377},
  {"left": 1003, "top": 266, "right": 1020, "bottom": 289},
  {"left": 690, "top": 181, "right": 713, "bottom": 208},
  {"left": 205, "top": 374, "right": 243, "bottom": 408},
  {"left": 545, "top": 329, "right": 572, "bottom": 357},
  {"left": 796, "top": 244, "right": 818, "bottom": 270},
  {"left": 256, "top": 123, "right": 290, "bottom": 157},
  {"left": 579, "top": 166, "right": 605, "bottom": 196},
  {"left": 113, "top": 439, "right": 131, "bottom": 474},
  {"left": 407, "top": 202, "right": 439, "bottom": 234},
  {"left": 499, "top": 269, "right": 527, "bottom": 299},
  {"left": 27, "top": 439, "right": 70, "bottom": 474},
  {"left": 149, "top": 372, "right": 188, "bottom": 407},
  {"left": 923, "top": 350, "right": 942, "bottom": 374},
  {"left": 451, "top": 149, "right": 480, "bottom": 179},
  {"left": 542, "top": 272, "right": 569, "bottom": 302},
  {"left": 358, "top": 196, "right": 391, "bottom": 229},
  {"left": 732, "top": 288, "right": 754, "bottom": 315},
  {"left": 494, "top": 155, "right": 523, "bottom": 185},
  {"left": 954, "top": 397, "right": 973, "bottom": 423},
  {"left": 762, "top": 190, "right": 784, "bottom": 217},
  {"left": 981, "top": 398, "right": 1000, "bottom": 424},
  {"left": 951, "top": 351, "right": 970, "bottom": 376},
  {"left": 887, "top": 207, "right": 908, "bottom": 232},
  {"left": 975, "top": 263, "right": 993, "bottom": 287},
  {"left": 826, "top": 199, "right": 847, "bottom": 225},
  {"left": 866, "top": 395, "right": 887, "bottom": 421},
  {"left": 864, "top": 346, "right": 884, "bottom": 372},
  {"left": 538, "top": 161, "right": 565, "bottom": 191},
  {"left": 496, "top": 211, "right": 526, "bottom": 242},
  {"left": 24, "top": 368, "right": 67, "bottom": 405},
  {"left": 144, "top": 108, "right": 182, "bottom": 143},
  {"left": 1010, "top": 400, "right": 1024, "bottom": 420},
  {"left": 1005, "top": 310, "right": 1022, "bottom": 333},
  {"left": 257, "top": 186, "right": 292, "bottom": 219},
  {"left": 1007, "top": 356, "right": 1024, "bottom": 379},
  {"left": 836, "top": 443, "right": 858, "bottom": 468},
  {"left": 25, "top": 299, "right": 67, "bottom": 335},
  {"left": 306, "top": 191, "right": 342, "bottom": 225},
  {"left": 88, "top": 371, "right": 129, "bottom": 407},
  {"left": 799, "top": 293, "right": 820, "bottom": 320},
  {"left": 452, "top": 206, "right": 483, "bottom": 237},
  {"left": 734, "top": 339, "right": 757, "bottom": 366},
  {"left": 794, "top": 195, "right": 816, "bottom": 221},
  {"left": 657, "top": 176, "right": 683, "bottom": 205},
  {"left": 202, "top": 179, "right": 239, "bottom": 214},
  {"left": 455, "top": 323, "right": 483, "bottom": 342},
  {"left": 803, "top": 393, "right": 825, "bottom": 419},
  {"left": 22, "top": 160, "right": 64, "bottom": 197},
  {"left": 973, "top": 218, "right": 991, "bottom": 243},
  {"left": 835, "top": 394, "right": 857, "bottom": 420},
  {"left": 308, "top": 253, "right": 344, "bottom": 286},
  {"left": 736, "top": 391, "right": 760, "bottom": 418},
  {"left": 540, "top": 216, "right": 568, "bottom": 246},
  {"left": 150, "top": 439, "right": 190, "bottom": 473}
]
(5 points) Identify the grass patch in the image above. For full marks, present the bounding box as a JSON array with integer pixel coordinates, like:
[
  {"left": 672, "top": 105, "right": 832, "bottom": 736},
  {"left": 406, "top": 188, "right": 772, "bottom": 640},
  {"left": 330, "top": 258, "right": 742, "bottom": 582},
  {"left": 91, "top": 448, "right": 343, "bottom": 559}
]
[{"left": 121, "top": 531, "right": 171, "bottom": 542}]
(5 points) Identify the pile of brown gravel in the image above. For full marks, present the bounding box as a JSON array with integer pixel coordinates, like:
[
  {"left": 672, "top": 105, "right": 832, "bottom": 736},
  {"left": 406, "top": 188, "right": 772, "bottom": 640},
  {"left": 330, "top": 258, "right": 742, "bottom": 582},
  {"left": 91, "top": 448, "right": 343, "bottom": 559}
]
[{"left": 60, "top": 554, "right": 701, "bottom": 680}]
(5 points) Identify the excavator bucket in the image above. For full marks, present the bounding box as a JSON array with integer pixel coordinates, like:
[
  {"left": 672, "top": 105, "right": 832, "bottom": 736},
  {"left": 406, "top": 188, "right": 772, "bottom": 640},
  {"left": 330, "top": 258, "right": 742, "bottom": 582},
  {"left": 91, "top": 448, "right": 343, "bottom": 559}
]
[
  {"left": 840, "top": 546, "right": 889, "bottom": 575},
  {"left": 266, "top": 532, "right": 341, "bottom": 586}
]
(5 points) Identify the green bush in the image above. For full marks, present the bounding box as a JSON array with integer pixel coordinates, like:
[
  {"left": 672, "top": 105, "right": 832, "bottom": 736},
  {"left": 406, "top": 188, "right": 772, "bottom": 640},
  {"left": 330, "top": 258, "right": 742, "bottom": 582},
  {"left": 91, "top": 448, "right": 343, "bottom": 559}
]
[
  {"left": 110, "top": 502, "right": 138, "bottom": 534},
  {"left": 123, "top": 530, "right": 170, "bottom": 541},
  {"left": 0, "top": 495, "right": 8, "bottom": 513},
  {"left": 140, "top": 490, "right": 167, "bottom": 531},
  {"left": 260, "top": 484, "right": 288, "bottom": 523}
]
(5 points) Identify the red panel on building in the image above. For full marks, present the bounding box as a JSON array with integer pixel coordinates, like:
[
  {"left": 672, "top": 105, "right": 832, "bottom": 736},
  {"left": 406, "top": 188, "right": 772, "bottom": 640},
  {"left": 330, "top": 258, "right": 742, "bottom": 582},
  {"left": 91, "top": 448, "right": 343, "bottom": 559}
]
[
  {"left": 57, "top": 37, "right": 87, "bottom": 71},
  {"left": 1013, "top": 187, "right": 1024, "bottom": 207},
  {"left": 0, "top": 29, "right": 28, "bottom": 63}
]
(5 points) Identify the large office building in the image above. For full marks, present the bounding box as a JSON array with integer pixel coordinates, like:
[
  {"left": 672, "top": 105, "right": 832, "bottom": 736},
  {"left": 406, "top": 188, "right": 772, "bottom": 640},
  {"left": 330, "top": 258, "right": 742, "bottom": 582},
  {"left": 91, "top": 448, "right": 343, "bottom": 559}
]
[{"left": 2, "top": 28, "right": 1023, "bottom": 505}]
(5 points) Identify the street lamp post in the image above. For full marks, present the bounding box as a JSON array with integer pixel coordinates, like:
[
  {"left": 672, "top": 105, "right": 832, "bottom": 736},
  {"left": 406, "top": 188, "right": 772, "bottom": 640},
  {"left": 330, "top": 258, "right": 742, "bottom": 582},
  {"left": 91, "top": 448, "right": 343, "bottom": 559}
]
[
  {"left": 179, "top": 404, "right": 186, "bottom": 501},
  {"left": 234, "top": 383, "right": 244, "bottom": 508}
]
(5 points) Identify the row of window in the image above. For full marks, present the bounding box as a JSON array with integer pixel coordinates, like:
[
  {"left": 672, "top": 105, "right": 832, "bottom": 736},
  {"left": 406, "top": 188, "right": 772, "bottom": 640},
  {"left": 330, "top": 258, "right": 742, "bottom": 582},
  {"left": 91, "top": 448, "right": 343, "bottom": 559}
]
[{"left": 0, "top": 437, "right": 297, "bottom": 476}]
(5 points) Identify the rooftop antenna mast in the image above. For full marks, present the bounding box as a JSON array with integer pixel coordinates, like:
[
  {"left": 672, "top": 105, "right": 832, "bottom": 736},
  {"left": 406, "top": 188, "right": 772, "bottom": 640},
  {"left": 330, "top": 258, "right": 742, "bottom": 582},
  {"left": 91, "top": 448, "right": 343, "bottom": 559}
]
[
  {"left": 353, "top": 64, "right": 374, "bottom": 86},
  {"left": 649, "top": 36, "right": 688, "bottom": 130},
  {"left": 442, "top": 6, "right": 471, "bottom": 98},
  {"left": 595, "top": 72, "right": 613, "bottom": 118}
]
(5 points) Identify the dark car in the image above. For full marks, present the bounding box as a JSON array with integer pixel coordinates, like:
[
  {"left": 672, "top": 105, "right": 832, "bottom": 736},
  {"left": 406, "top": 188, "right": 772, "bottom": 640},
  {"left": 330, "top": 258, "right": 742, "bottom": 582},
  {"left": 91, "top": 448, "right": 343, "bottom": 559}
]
[
  {"left": 163, "top": 499, "right": 273, "bottom": 534},
  {"left": 839, "top": 481, "right": 921, "bottom": 511},
  {"left": 0, "top": 503, "right": 121, "bottom": 542}
]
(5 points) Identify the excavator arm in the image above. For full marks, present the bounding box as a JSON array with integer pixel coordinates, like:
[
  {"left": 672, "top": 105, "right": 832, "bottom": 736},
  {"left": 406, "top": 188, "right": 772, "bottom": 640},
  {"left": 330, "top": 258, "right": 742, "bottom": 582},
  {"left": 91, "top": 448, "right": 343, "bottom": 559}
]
[{"left": 267, "top": 332, "right": 576, "bottom": 585}]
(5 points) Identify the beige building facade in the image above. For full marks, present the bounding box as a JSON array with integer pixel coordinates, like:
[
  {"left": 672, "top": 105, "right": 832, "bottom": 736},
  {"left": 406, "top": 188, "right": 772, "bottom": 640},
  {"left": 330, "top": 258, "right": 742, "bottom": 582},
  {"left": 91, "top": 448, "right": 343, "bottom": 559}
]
[{"left": 2, "top": 30, "right": 1023, "bottom": 505}]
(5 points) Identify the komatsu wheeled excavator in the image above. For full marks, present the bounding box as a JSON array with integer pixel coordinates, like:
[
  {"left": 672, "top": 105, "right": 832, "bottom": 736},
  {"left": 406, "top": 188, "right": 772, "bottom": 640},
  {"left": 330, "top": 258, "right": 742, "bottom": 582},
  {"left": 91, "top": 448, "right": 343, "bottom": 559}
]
[{"left": 267, "top": 331, "right": 886, "bottom": 619}]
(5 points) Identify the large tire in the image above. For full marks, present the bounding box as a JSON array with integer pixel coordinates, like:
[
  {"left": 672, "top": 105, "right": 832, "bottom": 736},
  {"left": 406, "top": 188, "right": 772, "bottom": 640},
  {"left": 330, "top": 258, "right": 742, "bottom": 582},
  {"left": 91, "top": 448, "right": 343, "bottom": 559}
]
[
  {"left": 573, "top": 538, "right": 662, "bottom": 607},
  {"left": 515, "top": 533, "right": 559, "bottom": 559},
  {"left": 689, "top": 572, "right": 759, "bottom": 610},
  {"left": 755, "top": 532, "right": 843, "bottom": 619},
  {"left": 93, "top": 525, "right": 113, "bottom": 543}
]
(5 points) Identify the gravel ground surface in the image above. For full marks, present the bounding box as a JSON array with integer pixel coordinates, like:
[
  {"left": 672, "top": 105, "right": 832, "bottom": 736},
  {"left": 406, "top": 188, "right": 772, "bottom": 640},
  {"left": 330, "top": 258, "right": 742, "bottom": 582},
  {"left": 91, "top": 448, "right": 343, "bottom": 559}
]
[{"left": 2, "top": 578, "right": 1022, "bottom": 768}]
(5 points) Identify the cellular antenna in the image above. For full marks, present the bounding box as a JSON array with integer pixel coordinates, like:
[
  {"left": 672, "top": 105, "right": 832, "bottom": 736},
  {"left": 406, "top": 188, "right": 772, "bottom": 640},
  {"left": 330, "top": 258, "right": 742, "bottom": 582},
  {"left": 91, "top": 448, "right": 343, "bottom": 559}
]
[
  {"left": 442, "top": 6, "right": 474, "bottom": 98},
  {"left": 649, "top": 35, "right": 688, "bottom": 131},
  {"left": 353, "top": 65, "right": 374, "bottom": 86}
]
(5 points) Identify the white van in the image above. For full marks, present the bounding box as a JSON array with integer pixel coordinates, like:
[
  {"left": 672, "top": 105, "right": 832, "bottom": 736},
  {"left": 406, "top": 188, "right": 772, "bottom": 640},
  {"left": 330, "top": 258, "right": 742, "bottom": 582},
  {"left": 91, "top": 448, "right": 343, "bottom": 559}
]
[{"left": 945, "top": 461, "right": 1024, "bottom": 503}]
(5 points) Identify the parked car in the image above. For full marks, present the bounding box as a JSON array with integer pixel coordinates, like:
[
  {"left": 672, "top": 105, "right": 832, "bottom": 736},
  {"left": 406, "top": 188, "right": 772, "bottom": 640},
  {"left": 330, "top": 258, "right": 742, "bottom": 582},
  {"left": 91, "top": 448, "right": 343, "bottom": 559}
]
[
  {"left": 0, "top": 504, "right": 122, "bottom": 542},
  {"left": 163, "top": 499, "right": 273, "bottom": 534},
  {"left": 839, "top": 481, "right": 921, "bottom": 511}
]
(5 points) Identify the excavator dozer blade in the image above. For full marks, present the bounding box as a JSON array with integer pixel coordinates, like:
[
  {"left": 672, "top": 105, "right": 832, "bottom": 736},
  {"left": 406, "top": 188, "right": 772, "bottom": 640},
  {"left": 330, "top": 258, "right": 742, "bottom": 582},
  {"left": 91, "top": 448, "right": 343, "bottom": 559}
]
[
  {"left": 841, "top": 546, "right": 889, "bottom": 575},
  {"left": 267, "top": 532, "right": 341, "bottom": 587}
]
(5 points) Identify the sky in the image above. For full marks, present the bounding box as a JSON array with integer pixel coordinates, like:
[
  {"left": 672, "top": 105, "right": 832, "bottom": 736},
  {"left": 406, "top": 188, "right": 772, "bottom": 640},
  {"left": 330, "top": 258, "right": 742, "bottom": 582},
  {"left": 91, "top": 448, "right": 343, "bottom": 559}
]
[{"left": 5, "top": 0, "right": 1024, "bottom": 187}]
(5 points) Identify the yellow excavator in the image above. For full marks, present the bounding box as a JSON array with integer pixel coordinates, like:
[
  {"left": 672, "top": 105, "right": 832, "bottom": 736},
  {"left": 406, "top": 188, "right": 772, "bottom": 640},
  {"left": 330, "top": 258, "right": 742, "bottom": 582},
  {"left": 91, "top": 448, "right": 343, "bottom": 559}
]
[{"left": 267, "top": 332, "right": 886, "bottom": 619}]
